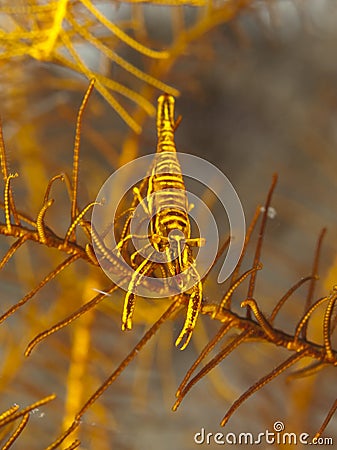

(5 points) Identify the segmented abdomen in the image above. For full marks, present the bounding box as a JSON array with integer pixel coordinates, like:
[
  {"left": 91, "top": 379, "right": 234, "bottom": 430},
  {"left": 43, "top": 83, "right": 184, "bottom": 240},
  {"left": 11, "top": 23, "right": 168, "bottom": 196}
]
[
  {"left": 150, "top": 152, "right": 190, "bottom": 238},
  {"left": 148, "top": 94, "right": 190, "bottom": 239}
]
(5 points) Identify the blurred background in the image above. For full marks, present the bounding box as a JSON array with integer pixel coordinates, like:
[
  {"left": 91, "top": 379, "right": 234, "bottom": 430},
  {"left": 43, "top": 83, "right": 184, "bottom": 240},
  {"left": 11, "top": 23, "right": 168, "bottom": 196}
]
[{"left": 0, "top": 1, "right": 337, "bottom": 448}]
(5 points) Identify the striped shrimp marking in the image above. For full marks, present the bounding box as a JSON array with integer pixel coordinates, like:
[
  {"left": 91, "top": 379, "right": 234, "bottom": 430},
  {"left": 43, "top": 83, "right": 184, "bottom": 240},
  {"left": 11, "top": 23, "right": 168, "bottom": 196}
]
[{"left": 120, "top": 94, "right": 205, "bottom": 350}]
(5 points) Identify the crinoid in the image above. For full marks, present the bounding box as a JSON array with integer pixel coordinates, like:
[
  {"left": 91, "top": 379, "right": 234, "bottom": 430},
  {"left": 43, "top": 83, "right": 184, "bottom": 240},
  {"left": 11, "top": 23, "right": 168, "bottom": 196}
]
[
  {"left": 0, "top": 0, "right": 179, "bottom": 133},
  {"left": 0, "top": 80, "right": 336, "bottom": 448},
  {"left": 0, "top": 79, "right": 120, "bottom": 449},
  {"left": 0, "top": 395, "right": 56, "bottom": 450},
  {"left": 0, "top": 80, "right": 114, "bottom": 333},
  {"left": 0, "top": 0, "right": 262, "bottom": 136},
  {"left": 172, "top": 178, "right": 337, "bottom": 441},
  {"left": 44, "top": 170, "right": 337, "bottom": 448}
]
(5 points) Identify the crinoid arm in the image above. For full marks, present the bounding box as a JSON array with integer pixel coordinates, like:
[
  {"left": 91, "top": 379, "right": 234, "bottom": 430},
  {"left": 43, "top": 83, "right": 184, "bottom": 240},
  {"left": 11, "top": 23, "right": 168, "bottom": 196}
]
[
  {"left": 45, "top": 297, "right": 183, "bottom": 450},
  {"left": 220, "top": 351, "right": 307, "bottom": 427}
]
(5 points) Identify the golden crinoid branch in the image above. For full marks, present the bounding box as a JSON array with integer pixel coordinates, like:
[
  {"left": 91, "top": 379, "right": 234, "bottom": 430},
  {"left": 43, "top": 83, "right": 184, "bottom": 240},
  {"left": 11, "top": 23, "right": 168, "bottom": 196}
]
[
  {"left": 0, "top": 81, "right": 123, "bottom": 447},
  {"left": 1, "top": 413, "right": 29, "bottom": 450},
  {"left": 0, "top": 0, "right": 260, "bottom": 133},
  {"left": 0, "top": 394, "right": 56, "bottom": 449},
  {"left": 0, "top": 81, "right": 126, "bottom": 328},
  {"left": 172, "top": 176, "right": 337, "bottom": 436},
  {"left": 220, "top": 350, "right": 308, "bottom": 427},
  {"left": 323, "top": 286, "right": 337, "bottom": 361},
  {"left": 0, "top": 0, "right": 179, "bottom": 132},
  {"left": 0, "top": 118, "right": 19, "bottom": 226},
  {"left": 24, "top": 284, "right": 119, "bottom": 357},
  {"left": 41, "top": 171, "right": 333, "bottom": 447},
  {"left": 244, "top": 173, "right": 278, "bottom": 319},
  {"left": 314, "top": 398, "right": 337, "bottom": 440},
  {"left": 24, "top": 209, "right": 233, "bottom": 446},
  {"left": 1, "top": 78, "right": 335, "bottom": 447},
  {"left": 57, "top": 13, "right": 176, "bottom": 133},
  {"left": 300, "top": 227, "right": 327, "bottom": 338},
  {"left": 43, "top": 296, "right": 184, "bottom": 449},
  {"left": 70, "top": 78, "right": 95, "bottom": 224},
  {"left": 222, "top": 205, "right": 261, "bottom": 310},
  {"left": 63, "top": 440, "right": 81, "bottom": 450}
]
